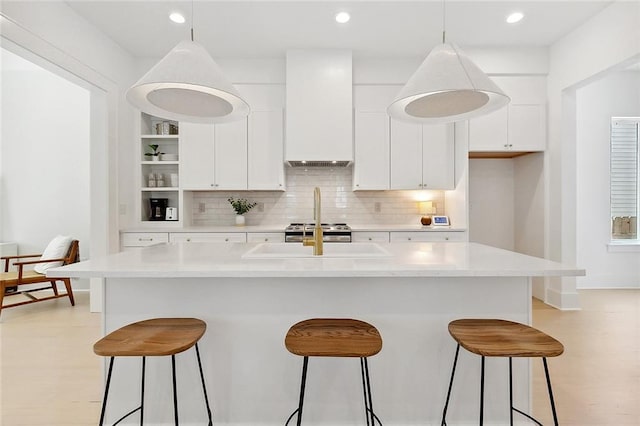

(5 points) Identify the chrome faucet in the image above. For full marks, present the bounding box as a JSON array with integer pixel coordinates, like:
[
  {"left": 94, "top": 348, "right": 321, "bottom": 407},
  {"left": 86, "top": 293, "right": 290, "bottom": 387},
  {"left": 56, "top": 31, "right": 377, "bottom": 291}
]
[{"left": 302, "top": 187, "right": 323, "bottom": 255}]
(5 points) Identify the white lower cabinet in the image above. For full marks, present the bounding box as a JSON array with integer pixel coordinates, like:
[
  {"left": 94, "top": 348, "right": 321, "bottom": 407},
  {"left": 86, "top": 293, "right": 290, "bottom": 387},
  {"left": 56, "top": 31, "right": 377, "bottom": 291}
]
[
  {"left": 389, "top": 231, "right": 466, "bottom": 242},
  {"left": 246, "top": 232, "right": 285, "bottom": 243},
  {"left": 169, "top": 233, "right": 247, "bottom": 243},
  {"left": 120, "top": 232, "right": 169, "bottom": 251},
  {"left": 351, "top": 232, "right": 390, "bottom": 243}
]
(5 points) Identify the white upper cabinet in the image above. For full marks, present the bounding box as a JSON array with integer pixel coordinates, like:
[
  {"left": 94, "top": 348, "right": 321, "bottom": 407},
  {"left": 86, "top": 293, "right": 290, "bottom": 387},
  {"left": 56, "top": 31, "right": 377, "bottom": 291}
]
[
  {"left": 353, "top": 111, "right": 390, "bottom": 190},
  {"left": 180, "top": 85, "right": 285, "bottom": 191},
  {"left": 469, "top": 76, "right": 546, "bottom": 153},
  {"left": 180, "top": 122, "right": 216, "bottom": 190},
  {"left": 248, "top": 109, "right": 285, "bottom": 190},
  {"left": 352, "top": 85, "right": 398, "bottom": 190},
  {"left": 214, "top": 119, "right": 248, "bottom": 190},
  {"left": 390, "top": 121, "right": 455, "bottom": 190}
]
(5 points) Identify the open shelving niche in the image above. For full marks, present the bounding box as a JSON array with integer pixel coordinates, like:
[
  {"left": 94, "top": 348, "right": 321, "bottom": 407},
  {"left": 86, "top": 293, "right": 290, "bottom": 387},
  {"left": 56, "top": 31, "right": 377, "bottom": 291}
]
[{"left": 138, "top": 113, "right": 183, "bottom": 226}]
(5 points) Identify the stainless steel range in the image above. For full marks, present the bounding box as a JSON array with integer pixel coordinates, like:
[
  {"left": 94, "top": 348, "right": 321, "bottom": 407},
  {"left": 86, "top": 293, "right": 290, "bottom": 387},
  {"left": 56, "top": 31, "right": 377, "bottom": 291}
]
[{"left": 284, "top": 223, "right": 352, "bottom": 243}]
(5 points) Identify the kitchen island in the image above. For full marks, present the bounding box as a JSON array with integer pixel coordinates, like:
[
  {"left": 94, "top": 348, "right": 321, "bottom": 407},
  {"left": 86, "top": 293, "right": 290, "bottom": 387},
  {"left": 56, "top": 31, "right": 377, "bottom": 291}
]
[{"left": 50, "top": 242, "right": 584, "bottom": 426}]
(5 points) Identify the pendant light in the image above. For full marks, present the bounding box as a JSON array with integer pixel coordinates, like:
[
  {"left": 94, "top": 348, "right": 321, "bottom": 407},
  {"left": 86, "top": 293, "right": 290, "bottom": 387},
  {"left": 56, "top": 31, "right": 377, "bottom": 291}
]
[
  {"left": 388, "top": 0, "right": 509, "bottom": 124},
  {"left": 126, "top": 2, "right": 249, "bottom": 123}
]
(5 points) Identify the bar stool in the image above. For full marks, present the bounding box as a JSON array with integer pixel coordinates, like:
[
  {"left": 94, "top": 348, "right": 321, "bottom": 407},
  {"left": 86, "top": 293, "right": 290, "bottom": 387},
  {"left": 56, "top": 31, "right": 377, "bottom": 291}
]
[
  {"left": 93, "top": 318, "right": 213, "bottom": 426},
  {"left": 440, "top": 319, "right": 564, "bottom": 426},
  {"left": 284, "top": 318, "right": 383, "bottom": 426}
]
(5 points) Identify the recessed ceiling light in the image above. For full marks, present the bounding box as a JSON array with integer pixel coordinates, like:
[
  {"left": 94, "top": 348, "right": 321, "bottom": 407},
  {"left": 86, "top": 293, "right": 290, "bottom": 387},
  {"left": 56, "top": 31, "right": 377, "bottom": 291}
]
[
  {"left": 169, "top": 12, "right": 186, "bottom": 24},
  {"left": 335, "top": 12, "right": 350, "bottom": 24},
  {"left": 506, "top": 12, "right": 524, "bottom": 24}
]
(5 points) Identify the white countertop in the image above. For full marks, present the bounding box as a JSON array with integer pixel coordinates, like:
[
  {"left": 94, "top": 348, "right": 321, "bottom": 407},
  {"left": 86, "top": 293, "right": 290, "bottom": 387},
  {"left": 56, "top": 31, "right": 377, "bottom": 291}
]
[
  {"left": 50, "top": 242, "right": 584, "bottom": 279},
  {"left": 120, "top": 224, "right": 466, "bottom": 233}
]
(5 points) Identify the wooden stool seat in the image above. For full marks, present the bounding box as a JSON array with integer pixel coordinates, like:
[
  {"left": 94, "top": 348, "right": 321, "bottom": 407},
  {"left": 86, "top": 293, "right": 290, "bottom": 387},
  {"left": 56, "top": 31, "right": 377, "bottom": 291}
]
[
  {"left": 285, "top": 318, "right": 382, "bottom": 358},
  {"left": 284, "top": 318, "right": 383, "bottom": 426},
  {"left": 442, "top": 318, "right": 564, "bottom": 426},
  {"left": 94, "top": 318, "right": 206, "bottom": 357},
  {"left": 94, "top": 317, "right": 212, "bottom": 425},
  {"left": 448, "top": 318, "right": 564, "bottom": 358}
]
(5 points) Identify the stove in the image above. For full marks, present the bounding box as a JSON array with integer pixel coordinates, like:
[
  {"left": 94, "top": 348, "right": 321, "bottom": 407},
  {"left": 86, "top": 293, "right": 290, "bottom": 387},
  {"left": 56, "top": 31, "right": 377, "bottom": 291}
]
[{"left": 284, "top": 223, "right": 352, "bottom": 243}]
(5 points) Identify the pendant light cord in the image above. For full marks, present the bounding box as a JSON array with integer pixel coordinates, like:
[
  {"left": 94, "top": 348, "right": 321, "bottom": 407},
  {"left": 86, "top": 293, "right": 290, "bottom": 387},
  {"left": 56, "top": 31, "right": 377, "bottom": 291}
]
[
  {"left": 442, "top": 0, "right": 447, "bottom": 43},
  {"left": 190, "top": 0, "right": 194, "bottom": 41}
]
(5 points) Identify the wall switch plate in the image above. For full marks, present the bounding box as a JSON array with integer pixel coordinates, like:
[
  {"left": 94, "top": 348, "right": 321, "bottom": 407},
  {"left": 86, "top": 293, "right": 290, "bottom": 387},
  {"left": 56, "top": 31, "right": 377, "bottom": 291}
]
[
  {"left": 374, "top": 202, "right": 381, "bottom": 213},
  {"left": 257, "top": 202, "right": 264, "bottom": 212},
  {"left": 199, "top": 202, "right": 206, "bottom": 213}
]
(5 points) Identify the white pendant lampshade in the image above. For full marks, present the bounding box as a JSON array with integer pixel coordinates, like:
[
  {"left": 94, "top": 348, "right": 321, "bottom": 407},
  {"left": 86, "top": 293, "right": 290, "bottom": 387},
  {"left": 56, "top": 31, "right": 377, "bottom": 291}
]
[
  {"left": 126, "top": 40, "right": 249, "bottom": 123},
  {"left": 388, "top": 43, "right": 509, "bottom": 124}
]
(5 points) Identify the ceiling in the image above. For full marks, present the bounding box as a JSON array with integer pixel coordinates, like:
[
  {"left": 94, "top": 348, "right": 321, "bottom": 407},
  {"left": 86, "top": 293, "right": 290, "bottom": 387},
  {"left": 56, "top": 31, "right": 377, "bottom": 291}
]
[{"left": 63, "top": 0, "right": 613, "bottom": 59}]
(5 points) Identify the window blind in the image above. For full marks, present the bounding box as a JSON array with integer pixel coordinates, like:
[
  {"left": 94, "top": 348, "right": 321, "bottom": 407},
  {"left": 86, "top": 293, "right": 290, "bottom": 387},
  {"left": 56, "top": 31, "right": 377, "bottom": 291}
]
[{"left": 611, "top": 119, "right": 640, "bottom": 239}]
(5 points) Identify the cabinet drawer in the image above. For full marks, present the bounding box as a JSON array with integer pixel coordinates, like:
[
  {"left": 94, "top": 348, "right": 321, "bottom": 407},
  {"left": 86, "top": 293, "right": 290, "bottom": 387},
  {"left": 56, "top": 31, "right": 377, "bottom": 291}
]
[
  {"left": 121, "top": 232, "right": 169, "bottom": 247},
  {"left": 389, "top": 231, "right": 466, "bottom": 242},
  {"left": 246, "top": 233, "right": 285, "bottom": 243},
  {"left": 351, "top": 232, "right": 389, "bottom": 243},
  {"left": 169, "top": 233, "right": 247, "bottom": 243}
]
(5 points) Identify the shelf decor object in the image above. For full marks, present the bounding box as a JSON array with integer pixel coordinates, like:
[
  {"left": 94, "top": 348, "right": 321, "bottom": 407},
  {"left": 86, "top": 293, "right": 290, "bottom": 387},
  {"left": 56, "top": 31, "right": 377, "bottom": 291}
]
[
  {"left": 228, "top": 197, "right": 257, "bottom": 226},
  {"left": 419, "top": 201, "right": 436, "bottom": 226},
  {"left": 388, "top": 0, "right": 509, "bottom": 124},
  {"left": 126, "top": 1, "right": 249, "bottom": 124}
]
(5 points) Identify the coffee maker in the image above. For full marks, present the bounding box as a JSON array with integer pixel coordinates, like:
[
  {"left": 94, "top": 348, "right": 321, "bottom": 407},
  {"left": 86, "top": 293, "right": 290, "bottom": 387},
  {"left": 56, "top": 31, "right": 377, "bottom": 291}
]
[{"left": 149, "top": 198, "right": 168, "bottom": 221}]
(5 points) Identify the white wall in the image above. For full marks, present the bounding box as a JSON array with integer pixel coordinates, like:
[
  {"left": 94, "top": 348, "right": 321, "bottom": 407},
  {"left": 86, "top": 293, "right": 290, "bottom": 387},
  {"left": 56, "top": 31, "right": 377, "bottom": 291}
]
[
  {"left": 469, "top": 159, "right": 515, "bottom": 250},
  {"left": 576, "top": 70, "right": 640, "bottom": 288},
  {"left": 0, "top": 48, "right": 90, "bottom": 257},
  {"left": 547, "top": 0, "right": 640, "bottom": 308}
]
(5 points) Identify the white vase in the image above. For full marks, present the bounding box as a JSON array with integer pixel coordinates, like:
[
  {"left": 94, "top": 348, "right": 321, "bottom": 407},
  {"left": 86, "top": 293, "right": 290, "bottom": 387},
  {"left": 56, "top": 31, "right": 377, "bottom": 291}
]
[{"left": 235, "top": 215, "right": 245, "bottom": 226}]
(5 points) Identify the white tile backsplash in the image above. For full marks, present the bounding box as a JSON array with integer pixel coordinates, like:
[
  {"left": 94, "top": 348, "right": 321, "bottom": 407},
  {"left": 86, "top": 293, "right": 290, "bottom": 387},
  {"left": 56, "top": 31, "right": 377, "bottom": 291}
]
[{"left": 191, "top": 167, "right": 445, "bottom": 226}]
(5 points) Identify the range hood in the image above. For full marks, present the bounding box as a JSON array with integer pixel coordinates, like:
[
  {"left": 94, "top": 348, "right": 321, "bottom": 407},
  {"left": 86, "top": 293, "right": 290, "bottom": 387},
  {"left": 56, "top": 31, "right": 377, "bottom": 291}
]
[{"left": 285, "top": 50, "right": 353, "bottom": 167}]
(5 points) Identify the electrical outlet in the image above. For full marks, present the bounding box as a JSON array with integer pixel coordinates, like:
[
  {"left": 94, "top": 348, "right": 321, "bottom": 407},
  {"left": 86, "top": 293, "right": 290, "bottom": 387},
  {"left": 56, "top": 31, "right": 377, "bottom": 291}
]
[
  {"left": 257, "top": 202, "right": 264, "bottom": 212},
  {"left": 199, "top": 202, "right": 206, "bottom": 213},
  {"left": 374, "top": 202, "right": 381, "bottom": 213}
]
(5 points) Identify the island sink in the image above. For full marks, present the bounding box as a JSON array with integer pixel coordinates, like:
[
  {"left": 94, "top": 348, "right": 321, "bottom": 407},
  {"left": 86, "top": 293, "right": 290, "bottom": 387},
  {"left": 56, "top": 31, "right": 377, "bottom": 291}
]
[{"left": 242, "top": 242, "right": 392, "bottom": 258}]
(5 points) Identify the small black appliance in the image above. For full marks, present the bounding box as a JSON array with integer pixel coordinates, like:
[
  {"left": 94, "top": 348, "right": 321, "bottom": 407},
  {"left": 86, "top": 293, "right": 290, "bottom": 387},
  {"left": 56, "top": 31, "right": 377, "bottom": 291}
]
[{"left": 149, "top": 198, "right": 168, "bottom": 221}]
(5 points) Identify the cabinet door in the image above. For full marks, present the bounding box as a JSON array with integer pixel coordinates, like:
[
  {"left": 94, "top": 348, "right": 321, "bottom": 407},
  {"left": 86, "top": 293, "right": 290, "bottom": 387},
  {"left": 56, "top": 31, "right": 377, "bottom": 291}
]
[
  {"left": 353, "top": 111, "right": 390, "bottom": 190},
  {"left": 389, "top": 231, "right": 465, "bottom": 242},
  {"left": 214, "top": 119, "right": 248, "bottom": 189},
  {"left": 468, "top": 107, "right": 509, "bottom": 151},
  {"left": 422, "top": 123, "right": 455, "bottom": 190},
  {"left": 246, "top": 232, "right": 285, "bottom": 243},
  {"left": 508, "top": 104, "right": 545, "bottom": 151},
  {"left": 248, "top": 110, "right": 285, "bottom": 190},
  {"left": 390, "top": 119, "right": 423, "bottom": 190},
  {"left": 180, "top": 123, "right": 215, "bottom": 189},
  {"left": 169, "top": 233, "right": 247, "bottom": 243},
  {"left": 351, "top": 232, "right": 389, "bottom": 243}
]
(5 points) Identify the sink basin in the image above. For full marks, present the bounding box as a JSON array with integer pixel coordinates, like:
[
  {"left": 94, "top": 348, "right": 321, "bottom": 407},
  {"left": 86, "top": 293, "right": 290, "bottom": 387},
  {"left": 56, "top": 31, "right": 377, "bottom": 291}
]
[{"left": 242, "top": 242, "right": 392, "bottom": 259}]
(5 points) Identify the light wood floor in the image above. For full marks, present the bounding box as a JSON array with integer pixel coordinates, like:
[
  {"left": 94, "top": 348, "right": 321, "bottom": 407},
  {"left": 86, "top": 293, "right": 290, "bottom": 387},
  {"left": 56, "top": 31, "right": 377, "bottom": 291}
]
[{"left": 1, "top": 289, "right": 638, "bottom": 425}]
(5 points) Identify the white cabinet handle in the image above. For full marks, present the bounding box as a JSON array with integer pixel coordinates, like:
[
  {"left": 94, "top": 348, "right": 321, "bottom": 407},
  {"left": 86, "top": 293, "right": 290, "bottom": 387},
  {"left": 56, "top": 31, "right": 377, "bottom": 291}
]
[
  {"left": 139, "top": 238, "right": 153, "bottom": 242},
  {"left": 186, "top": 238, "right": 191, "bottom": 242},
  {"left": 445, "top": 237, "right": 449, "bottom": 241},
  {"left": 407, "top": 237, "right": 412, "bottom": 241},
  {"left": 368, "top": 237, "right": 373, "bottom": 241},
  {"left": 264, "top": 238, "right": 269, "bottom": 242},
  {"left": 225, "top": 238, "right": 229, "bottom": 242}
]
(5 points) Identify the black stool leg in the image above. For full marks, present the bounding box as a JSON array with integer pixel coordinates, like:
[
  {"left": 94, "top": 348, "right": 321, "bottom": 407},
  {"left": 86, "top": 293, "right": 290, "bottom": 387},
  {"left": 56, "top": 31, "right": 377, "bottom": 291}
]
[
  {"left": 360, "top": 358, "right": 371, "bottom": 426},
  {"left": 284, "top": 357, "right": 310, "bottom": 426},
  {"left": 441, "top": 344, "right": 460, "bottom": 426},
  {"left": 480, "top": 356, "right": 485, "bottom": 426},
  {"left": 195, "top": 343, "right": 214, "bottom": 426},
  {"left": 509, "top": 357, "right": 513, "bottom": 426},
  {"left": 362, "top": 357, "right": 382, "bottom": 426},
  {"left": 140, "top": 356, "right": 146, "bottom": 425},
  {"left": 543, "top": 357, "right": 560, "bottom": 426},
  {"left": 99, "top": 357, "right": 115, "bottom": 426},
  {"left": 172, "top": 354, "right": 179, "bottom": 425}
]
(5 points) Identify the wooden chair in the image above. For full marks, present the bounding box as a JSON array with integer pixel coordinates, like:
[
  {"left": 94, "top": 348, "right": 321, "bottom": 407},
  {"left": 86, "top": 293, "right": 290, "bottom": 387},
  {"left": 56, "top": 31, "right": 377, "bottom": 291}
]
[{"left": 0, "top": 240, "right": 78, "bottom": 316}]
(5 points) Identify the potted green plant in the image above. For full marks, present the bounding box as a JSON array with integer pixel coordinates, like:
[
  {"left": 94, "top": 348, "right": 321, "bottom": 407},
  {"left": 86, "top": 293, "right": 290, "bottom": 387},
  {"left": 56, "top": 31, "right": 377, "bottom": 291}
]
[
  {"left": 144, "top": 144, "right": 165, "bottom": 161},
  {"left": 228, "top": 197, "right": 257, "bottom": 226}
]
